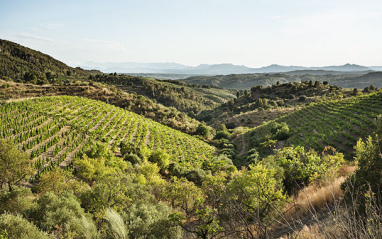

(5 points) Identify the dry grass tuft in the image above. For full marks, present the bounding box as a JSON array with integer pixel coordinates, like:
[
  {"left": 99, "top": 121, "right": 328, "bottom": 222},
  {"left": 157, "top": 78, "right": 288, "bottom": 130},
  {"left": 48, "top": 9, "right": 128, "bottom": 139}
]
[{"left": 284, "top": 177, "right": 345, "bottom": 220}]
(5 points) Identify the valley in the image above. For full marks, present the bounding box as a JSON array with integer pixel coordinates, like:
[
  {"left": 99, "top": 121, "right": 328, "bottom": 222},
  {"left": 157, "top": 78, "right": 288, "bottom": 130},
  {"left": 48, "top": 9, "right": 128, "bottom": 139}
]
[{"left": 0, "top": 39, "right": 381, "bottom": 239}]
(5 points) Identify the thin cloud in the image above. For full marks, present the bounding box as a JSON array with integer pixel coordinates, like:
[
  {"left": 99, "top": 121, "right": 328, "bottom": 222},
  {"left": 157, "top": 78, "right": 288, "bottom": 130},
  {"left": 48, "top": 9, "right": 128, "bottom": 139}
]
[
  {"left": 15, "top": 33, "right": 54, "bottom": 42},
  {"left": 40, "top": 23, "right": 62, "bottom": 30},
  {"left": 82, "top": 39, "right": 126, "bottom": 51}
]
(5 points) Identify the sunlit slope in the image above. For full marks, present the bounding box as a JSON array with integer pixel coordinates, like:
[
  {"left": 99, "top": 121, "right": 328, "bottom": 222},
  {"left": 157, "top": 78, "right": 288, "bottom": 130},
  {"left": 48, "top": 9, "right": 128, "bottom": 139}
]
[
  {"left": 0, "top": 96, "right": 215, "bottom": 170},
  {"left": 245, "top": 90, "right": 382, "bottom": 159}
]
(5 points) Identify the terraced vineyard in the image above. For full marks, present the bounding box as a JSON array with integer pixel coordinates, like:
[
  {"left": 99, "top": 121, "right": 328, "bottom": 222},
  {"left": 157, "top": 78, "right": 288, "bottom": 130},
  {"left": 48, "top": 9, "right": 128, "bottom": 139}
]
[
  {"left": 245, "top": 90, "right": 382, "bottom": 159},
  {"left": 0, "top": 96, "right": 215, "bottom": 175}
]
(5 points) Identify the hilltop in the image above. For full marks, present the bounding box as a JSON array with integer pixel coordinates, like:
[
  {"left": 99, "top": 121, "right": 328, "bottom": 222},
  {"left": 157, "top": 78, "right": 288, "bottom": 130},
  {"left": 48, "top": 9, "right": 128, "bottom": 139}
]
[
  {"left": 0, "top": 39, "right": 99, "bottom": 83},
  {"left": 198, "top": 80, "right": 356, "bottom": 129}
]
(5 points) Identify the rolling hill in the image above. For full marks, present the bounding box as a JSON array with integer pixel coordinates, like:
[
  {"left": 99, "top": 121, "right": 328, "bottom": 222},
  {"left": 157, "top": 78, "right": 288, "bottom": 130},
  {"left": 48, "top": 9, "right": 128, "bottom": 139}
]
[
  {"left": 181, "top": 71, "right": 381, "bottom": 90},
  {"left": 0, "top": 39, "right": 98, "bottom": 82},
  {"left": 240, "top": 90, "right": 382, "bottom": 160},
  {"left": 0, "top": 96, "right": 215, "bottom": 174},
  {"left": 91, "top": 74, "right": 237, "bottom": 114}
]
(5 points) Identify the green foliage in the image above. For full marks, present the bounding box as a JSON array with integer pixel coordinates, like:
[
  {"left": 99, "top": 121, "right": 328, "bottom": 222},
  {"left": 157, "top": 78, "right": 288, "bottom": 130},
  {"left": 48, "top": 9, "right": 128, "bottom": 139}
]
[
  {"left": 27, "top": 191, "right": 88, "bottom": 232},
  {"left": 225, "top": 163, "right": 287, "bottom": 222},
  {"left": 342, "top": 115, "right": 382, "bottom": 214},
  {"left": 202, "top": 154, "right": 236, "bottom": 175},
  {"left": 124, "top": 153, "right": 142, "bottom": 165},
  {"left": 148, "top": 149, "right": 170, "bottom": 170},
  {"left": 74, "top": 154, "right": 128, "bottom": 184},
  {"left": 120, "top": 141, "right": 140, "bottom": 157},
  {"left": 85, "top": 142, "right": 115, "bottom": 160},
  {"left": 80, "top": 174, "right": 132, "bottom": 213},
  {"left": 270, "top": 122, "right": 291, "bottom": 140},
  {"left": 269, "top": 146, "right": 344, "bottom": 194},
  {"left": 161, "top": 177, "right": 204, "bottom": 212},
  {"left": 0, "top": 186, "right": 33, "bottom": 214},
  {"left": 213, "top": 130, "right": 231, "bottom": 140},
  {"left": 0, "top": 213, "right": 49, "bottom": 239},
  {"left": 122, "top": 202, "right": 182, "bottom": 239},
  {"left": 91, "top": 74, "right": 234, "bottom": 116},
  {"left": 0, "top": 39, "right": 92, "bottom": 82},
  {"left": 36, "top": 167, "right": 88, "bottom": 196},
  {"left": 195, "top": 123, "right": 212, "bottom": 139},
  {"left": 245, "top": 90, "right": 382, "bottom": 159},
  {"left": 0, "top": 139, "right": 33, "bottom": 191}
]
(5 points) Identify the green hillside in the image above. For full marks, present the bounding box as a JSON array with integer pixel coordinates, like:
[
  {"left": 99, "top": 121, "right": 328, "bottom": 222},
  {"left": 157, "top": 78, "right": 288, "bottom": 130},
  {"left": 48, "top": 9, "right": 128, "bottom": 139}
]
[
  {"left": 0, "top": 96, "right": 215, "bottom": 173},
  {"left": 199, "top": 80, "right": 354, "bottom": 128},
  {"left": 0, "top": 39, "right": 97, "bottom": 83},
  {"left": 242, "top": 90, "right": 382, "bottom": 160},
  {"left": 182, "top": 72, "right": 381, "bottom": 90},
  {"left": 91, "top": 74, "right": 236, "bottom": 114}
]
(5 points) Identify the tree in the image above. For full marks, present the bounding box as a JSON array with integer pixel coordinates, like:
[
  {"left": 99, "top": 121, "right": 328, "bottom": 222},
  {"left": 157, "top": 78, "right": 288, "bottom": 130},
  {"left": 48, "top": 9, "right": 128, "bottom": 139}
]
[
  {"left": 224, "top": 164, "right": 287, "bottom": 238},
  {"left": 36, "top": 167, "right": 88, "bottom": 196},
  {"left": 0, "top": 140, "right": 33, "bottom": 191}
]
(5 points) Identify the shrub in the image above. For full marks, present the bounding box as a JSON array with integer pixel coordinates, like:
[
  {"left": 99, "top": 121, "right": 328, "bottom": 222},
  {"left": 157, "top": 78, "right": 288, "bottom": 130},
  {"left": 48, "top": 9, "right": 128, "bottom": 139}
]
[
  {"left": 124, "top": 153, "right": 142, "bottom": 165},
  {"left": 149, "top": 149, "right": 170, "bottom": 170},
  {"left": 270, "top": 122, "right": 291, "bottom": 140},
  {"left": 269, "top": 146, "right": 344, "bottom": 195},
  {"left": 27, "top": 191, "right": 88, "bottom": 233},
  {"left": 214, "top": 130, "right": 231, "bottom": 140},
  {"left": 0, "top": 186, "right": 33, "bottom": 214},
  {"left": 298, "top": 95, "right": 307, "bottom": 101},
  {"left": 0, "top": 213, "right": 49, "bottom": 239},
  {"left": 342, "top": 115, "right": 382, "bottom": 214}
]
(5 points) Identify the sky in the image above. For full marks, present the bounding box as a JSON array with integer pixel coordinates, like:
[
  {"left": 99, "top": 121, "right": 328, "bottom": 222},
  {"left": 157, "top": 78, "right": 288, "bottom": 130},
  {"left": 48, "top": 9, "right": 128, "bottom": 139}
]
[{"left": 1, "top": 0, "right": 382, "bottom": 67}]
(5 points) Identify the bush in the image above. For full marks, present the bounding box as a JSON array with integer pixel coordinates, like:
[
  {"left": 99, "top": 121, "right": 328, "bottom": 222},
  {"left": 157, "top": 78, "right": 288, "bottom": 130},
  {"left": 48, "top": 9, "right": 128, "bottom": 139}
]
[
  {"left": 269, "top": 146, "right": 344, "bottom": 195},
  {"left": 0, "top": 186, "right": 33, "bottom": 214},
  {"left": 124, "top": 153, "right": 142, "bottom": 165},
  {"left": 298, "top": 95, "right": 307, "bottom": 101},
  {"left": 148, "top": 149, "right": 170, "bottom": 170},
  {"left": 27, "top": 191, "right": 88, "bottom": 233},
  {"left": 122, "top": 202, "right": 182, "bottom": 239},
  {"left": 0, "top": 213, "right": 49, "bottom": 239},
  {"left": 214, "top": 130, "right": 231, "bottom": 140},
  {"left": 184, "top": 168, "right": 207, "bottom": 186},
  {"left": 270, "top": 122, "right": 291, "bottom": 140}
]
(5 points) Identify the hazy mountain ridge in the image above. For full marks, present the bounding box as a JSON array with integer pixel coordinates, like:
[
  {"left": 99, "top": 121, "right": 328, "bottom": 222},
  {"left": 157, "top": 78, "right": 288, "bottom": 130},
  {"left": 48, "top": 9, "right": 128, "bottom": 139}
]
[{"left": 81, "top": 61, "right": 379, "bottom": 75}]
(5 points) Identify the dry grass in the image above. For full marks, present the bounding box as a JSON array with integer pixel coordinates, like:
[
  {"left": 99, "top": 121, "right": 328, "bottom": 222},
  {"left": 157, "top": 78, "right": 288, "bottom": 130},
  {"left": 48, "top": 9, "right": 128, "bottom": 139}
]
[{"left": 284, "top": 177, "right": 345, "bottom": 221}]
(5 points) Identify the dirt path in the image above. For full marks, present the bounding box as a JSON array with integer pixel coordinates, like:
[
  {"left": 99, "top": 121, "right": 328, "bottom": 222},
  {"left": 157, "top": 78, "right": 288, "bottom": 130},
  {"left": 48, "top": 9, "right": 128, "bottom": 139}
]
[{"left": 238, "top": 133, "right": 248, "bottom": 156}]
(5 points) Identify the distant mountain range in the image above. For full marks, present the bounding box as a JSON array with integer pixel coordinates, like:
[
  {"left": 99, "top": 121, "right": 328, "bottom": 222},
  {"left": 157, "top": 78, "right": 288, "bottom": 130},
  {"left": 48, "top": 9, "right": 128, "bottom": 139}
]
[{"left": 80, "top": 62, "right": 381, "bottom": 75}]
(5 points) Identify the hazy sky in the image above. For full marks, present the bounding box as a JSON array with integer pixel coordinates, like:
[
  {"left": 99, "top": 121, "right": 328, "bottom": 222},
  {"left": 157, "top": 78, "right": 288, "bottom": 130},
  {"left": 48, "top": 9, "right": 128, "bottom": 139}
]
[{"left": 1, "top": 0, "right": 381, "bottom": 67}]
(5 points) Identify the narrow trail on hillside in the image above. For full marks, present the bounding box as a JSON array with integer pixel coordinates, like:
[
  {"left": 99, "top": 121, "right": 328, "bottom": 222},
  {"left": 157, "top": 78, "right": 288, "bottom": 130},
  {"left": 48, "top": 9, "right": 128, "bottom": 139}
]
[{"left": 238, "top": 133, "right": 248, "bottom": 156}]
